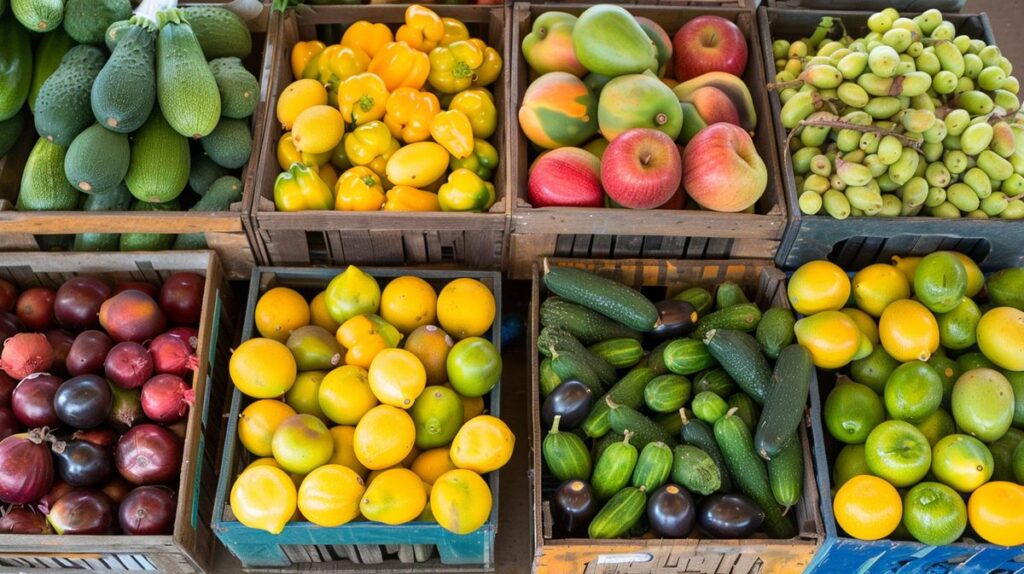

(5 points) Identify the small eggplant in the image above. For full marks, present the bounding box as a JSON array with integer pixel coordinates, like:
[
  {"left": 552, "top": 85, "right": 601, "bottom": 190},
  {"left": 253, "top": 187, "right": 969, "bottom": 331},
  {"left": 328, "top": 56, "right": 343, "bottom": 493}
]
[
  {"left": 647, "top": 483, "right": 695, "bottom": 538},
  {"left": 551, "top": 479, "right": 597, "bottom": 538},
  {"left": 541, "top": 380, "right": 594, "bottom": 431},
  {"left": 697, "top": 493, "right": 765, "bottom": 539},
  {"left": 646, "top": 300, "right": 698, "bottom": 343}
]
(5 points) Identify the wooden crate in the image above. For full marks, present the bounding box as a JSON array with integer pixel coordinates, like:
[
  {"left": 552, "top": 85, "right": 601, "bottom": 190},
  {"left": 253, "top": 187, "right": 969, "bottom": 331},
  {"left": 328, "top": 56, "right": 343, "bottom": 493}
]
[
  {"left": 248, "top": 5, "right": 510, "bottom": 270},
  {"left": 529, "top": 258, "right": 825, "bottom": 574},
  {"left": 0, "top": 251, "right": 237, "bottom": 573},
  {"left": 507, "top": 4, "right": 787, "bottom": 280},
  {"left": 759, "top": 8, "right": 1024, "bottom": 272},
  {"left": 0, "top": 2, "right": 271, "bottom": 280},
  {"left": 212, "top": 266, "right": 503, "bottom": 571},
  {"left": 540, "top": 0, "right": 754, "bottom": 6}
]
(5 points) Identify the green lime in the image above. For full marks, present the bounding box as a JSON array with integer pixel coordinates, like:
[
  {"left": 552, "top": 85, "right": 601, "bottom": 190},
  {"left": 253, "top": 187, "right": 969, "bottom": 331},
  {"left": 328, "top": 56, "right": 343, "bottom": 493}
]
[
  {"left": 937, "top": 297, "right": 981, "bottom": 350},
  {"left": 865, "top": 420, "right": 932, "bottom": 487},
  {"left": 956, "top": 351, "right": 995, "bottom": 373},
  {"left": 850, "top": 346, "right": 899, "bottom": 394},
  {"left": 410, "top": 385, "right": 464, "bottom": 449},
  {"left": 989, "top": 428, "right": 1024, "bottom": 482},
  {"left": 913, "top": 252, "right": 968, "bottom": 314},
  {"left": 928, "top": 355, "right": 961, "bottom": 404},
  {"left": 833, "top": 444, "right": 871, "bottom": 490},
  {"left": 884, "top": 361, "right": 943, "bottom": 423},
  {"left": 914, "top": 407, "right": 956, "bottom": 448},
  {"left": 825, "top": 380, "right": 885, "bottom": 444},
  {"left": 902, "top": 482, "right": 967, "bottom": 545},
  {"left": 1003, "top": 370, "right": 1024, "bottom": 428}
]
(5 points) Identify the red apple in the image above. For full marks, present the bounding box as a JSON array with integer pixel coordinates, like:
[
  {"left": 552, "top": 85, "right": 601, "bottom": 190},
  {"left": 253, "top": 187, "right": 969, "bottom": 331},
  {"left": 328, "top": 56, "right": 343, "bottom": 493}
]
[
  {"left": 528, "top": 147, "right": 603, "bottom": 207},
  {"left": 601, "top": 128, "right": 682, "bottom": 210},
  {"left": 681, "top": 123, "right": 766, "bottom": 212},
  {"left": 672, "top": 15, "right": 748, "bottom": 82}
]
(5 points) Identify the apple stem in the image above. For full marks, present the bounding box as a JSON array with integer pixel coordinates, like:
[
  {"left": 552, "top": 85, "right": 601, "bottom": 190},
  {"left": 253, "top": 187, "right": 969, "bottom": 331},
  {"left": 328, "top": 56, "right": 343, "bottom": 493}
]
[{"left": 785, "top": 118, "right": 923, "bottom": 151}]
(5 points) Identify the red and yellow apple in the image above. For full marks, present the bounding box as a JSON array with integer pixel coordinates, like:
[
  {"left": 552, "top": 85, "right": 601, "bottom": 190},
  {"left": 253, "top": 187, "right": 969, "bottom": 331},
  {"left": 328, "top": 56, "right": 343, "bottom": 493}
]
[
  {"left": 528, "top": 147, "right": 603, "bottom": 207},
  {"left": 681, "top": 123, "right": 766, "bottom": 212},
  {"left": 521, "top": 12, "right": 587, "bottom": 77},
  {"left": 672, "top": 15, "right": 748, "bottom": 82},
  {"left": 601, "top": 128, "right": 682, "bottom": 210}
]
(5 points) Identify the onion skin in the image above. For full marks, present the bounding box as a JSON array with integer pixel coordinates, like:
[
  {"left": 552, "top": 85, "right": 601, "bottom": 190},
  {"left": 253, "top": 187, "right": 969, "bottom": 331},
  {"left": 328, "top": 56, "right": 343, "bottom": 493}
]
[
  {"left": 38, "top": 480, "right": 75, "bottom": 514},
  {"left": 149, "top": 333, "right": 199, "bottom": 379},
  {"left": 158, "top": 273, "right": 205, "bottom": 326},
  {"left": 1, "top": 333, "right": 54, "bottom": 380},
  {"left": 0, "top": 507, "right": 51, "bottom": 534},
  {"left": 46, "top": 488, "right": 114, "bottom": 535},
  {"left": 72, "top": 427, "right": 118, "bottom": 450},
  {"left": 119, "top": 486, "right": 176, "bottom": 535},
  {"left": 115, "top": 424, "right": 183, "bottom": 486},
  {"left": 11, "top": 373, "right": 62, "bottom": 428},
  {"left": 66, "top": 330, "right": 114, "bottom": 377},
  {"left": 141, "top": 375, "right": 193, "bottom": 424},
  {"left": 104, "top": 342, "right": 154, "bottom": 390},
  {"left": 0, "top": 430, "right": 55, "bottom": 505}
]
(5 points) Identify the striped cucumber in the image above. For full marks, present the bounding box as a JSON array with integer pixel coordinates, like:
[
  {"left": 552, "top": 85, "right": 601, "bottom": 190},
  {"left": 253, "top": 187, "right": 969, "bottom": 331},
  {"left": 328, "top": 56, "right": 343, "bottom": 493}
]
[
  {"left": 694, "top": 303, "right": 762, "bottom": 340},
  {"left": 587, "top": 485, "right": 647, "bottom": 539},
  {"left": 631, "top": 441, "right": 672, "bottom": 492},
  {"left": 591, "top": 430, "right": 638, "bottom": 500},
  {"left": 542, "top": 415, "right": 592, "bottom": 481},
  {"left": 643, "top": 374, "right": 691, "bottom": 413},
  {"left": 607, "top": 396, "right": 673, "bottom": 448},
  {"left": 671, "top": 444, "right": 721, "bottom": 495},
  {"left": 589, "top": 338, "right": 644, "bottom": 369},
  {"left": 581, "top": 367, "right": 655, "bottom": 438},
  {"left": 767, "top": 434, "right": 804, "bottom": 509},
  {"left": 663, "top": 338, "right": 716, "bottom": 375},
  {"left": 543, "top": 265, "right": 659, "bottom": 332}
]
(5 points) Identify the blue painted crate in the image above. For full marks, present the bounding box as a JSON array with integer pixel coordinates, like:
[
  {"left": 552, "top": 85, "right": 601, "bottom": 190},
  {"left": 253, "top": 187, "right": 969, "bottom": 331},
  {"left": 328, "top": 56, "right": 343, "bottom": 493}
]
[{"left": 212, "top": 266, "right": 502, "bottom": 571}]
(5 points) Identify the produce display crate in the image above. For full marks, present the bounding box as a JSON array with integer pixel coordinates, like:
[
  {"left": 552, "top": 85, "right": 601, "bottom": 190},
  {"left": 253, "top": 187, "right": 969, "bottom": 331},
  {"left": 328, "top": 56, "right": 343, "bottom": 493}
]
[
  {"left": 0, "top": 2, "right": 271, "bottom": 281},
  {"left": 759, "top": 8, "right": 1024, "bottom": 272},
  {"left": 507, "top": 4, "right": 788, "bottom": 280},
  {"left": 0, "top": 251, "right": 237, "bottom": 573},
  {"left": 528, "top": 258, "right": 825, "bottom": 574},
  {"left": 212, "top": 266, "right": 503, "bottom": 571},
  {"left": 538, "top": 0, "right": 755, "bottom": 7},
  {"left": 766, "top": 0, "right": 965, "bottom": 12},
  {"left": 248, "top": 5, "right": 510, "bottom": 270}
]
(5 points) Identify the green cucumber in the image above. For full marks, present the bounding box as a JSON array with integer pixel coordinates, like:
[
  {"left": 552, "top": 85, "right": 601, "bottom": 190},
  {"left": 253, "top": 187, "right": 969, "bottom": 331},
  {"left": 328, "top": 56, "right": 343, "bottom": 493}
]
[
  {"left": 671, "top": 444, "right": 720, "bottom": 495},
  {"left": 631, "top": 441, "right": 672, "bottom": 492},
  {"left": 581, "top": 367, "right": 655, "bottom": 438},
  {"left": 543, "top": 416, "right": 592, "bottom": 482},
  {"left": 17, "top": 137, "right": 79, "bottom": 211},
  {"left": 767, "top": 434, "right": 804, "bottom": 509},
  {"left": 539, "top": 357, "right": 561, "bottom": 397},
  {"left": 694, "top": 303, "right": 762, "bottom": 340},
  {"left": 727, "top": 392, "right": 760, "bottom": 433},
  {"left": 182, "top": 6, "right": 252, "bottom": 60},
  {"left": 539, "top": 326, "right": 616, "bottom": 386},
  {"left": 679, "top": 409, "right": 732, "bottom": 491},
  {"left": 694, "top": 368, "right": 737, "bottom": 397},
  {"left": 756, "top": 308, "right": 796, "bottom": 360},
  {"left": 28, "top": 27, "right": 73, "bottom": 113},
  {"left": 543, "top": 265, "right": 659, "bottom": 332},
  {"left": 35, "top": 45, "right": 106, "bottom": 146},
  {"left": 655, "top": 409, "right": 684, "bottom": 439},
  {"left": 64, "top": 123, "right": 130, "bottom": 194},
  {"left": 549, "top": 353, "right": 602, "bottom": 395},
  {"left": 715, "top": 282, "right": 749, "bottom": 309},
  {"left": 643, "top": 374, "right": 690, "bottom": 414},
  {"left": 91, "top": 20, "right": 156, "bottom": 134},
  {"left": 588, "top": 485, "right": 646, "bottom": 539},
  {"left": 607, "top": 397, "right": 672, "bottom": 448},
  {"left": 125, "top": 108, "right": 190, "bottom": 204},
  {"left": 540, "top": 297, "right": 642, "bottom": 345},
  {"left": 589, "top": 338, "right": 643, "bottom": 369},
  {"left": 755, "top": 345, "right": 812, "bottom": 460},
  {"left": 592, "top": 431, "right": 631, "bottom": 461},
  {"left": 157, "top": 9, "right": 221, "bottom": 139},
  {"left": 646, "top": 339, "right": 672, "bottom": 374},
  {"left": 209, "top": 57, "right": 259, "bottom": 119},
  {"left": 664, "top": 338, "right": 716, "bottom": 375},
  {"left": 674, "top": 287, "right": 712, "bottom": 315},
  {"left": 714, "top": 409, "right": 795, "bottom": 538},
  {"left": 692, "top": 391, "right": 729, "bottom": 424},
  {"left": 704, "top": 329, "right": 771, "bottom": 405},
  {"left": 591, "top": 430, "right": 638, "bottom": 500}
]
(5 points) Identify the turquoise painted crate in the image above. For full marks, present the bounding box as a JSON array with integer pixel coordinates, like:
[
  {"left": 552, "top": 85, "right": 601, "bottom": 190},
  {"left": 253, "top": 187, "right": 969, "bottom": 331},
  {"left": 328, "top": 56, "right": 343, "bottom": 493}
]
[{"left": 212, "top": 266, "right": 502, "bottom": 571}]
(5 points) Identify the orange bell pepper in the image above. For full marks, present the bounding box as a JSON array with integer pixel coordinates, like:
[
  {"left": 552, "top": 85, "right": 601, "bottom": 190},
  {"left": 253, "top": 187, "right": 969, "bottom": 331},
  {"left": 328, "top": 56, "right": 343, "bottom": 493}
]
[
  {"left": 448, "top": 88, "right": 496, "bottom": 139},
  {"left": 328, "top": 45, "right": 371, "bottom": 82},
  {"left": 337, "top": 73, "right": 389, "bottom": 125},
  {"left": 395, "top": 5, "right": 444, "bottom": 52},
  {"left": 291, "top": 40, "right": 325, "bottom": 80},
  {"left": 383, "top": 87, "right": 440, "bottom": 143},
  {"left": 440, "top": 17, "right": 469, "bottom": 46},
  {"left": 430, "top": 109, "right": 474, "bottom": 159},
  {"left": 335, "top": 166, "right": 385, "bottom": 211},
  {"left": 273, "top": 163, "right": 334, "bottom": 212},
  {"left": 341, "top": 21, "right": 393, "bottom": 59},
  {"left": 383, "top": 186, "right": 441, "bottom": 211},
  {"left": 368, "top": 42, "right": 430, "bottom": 91}
]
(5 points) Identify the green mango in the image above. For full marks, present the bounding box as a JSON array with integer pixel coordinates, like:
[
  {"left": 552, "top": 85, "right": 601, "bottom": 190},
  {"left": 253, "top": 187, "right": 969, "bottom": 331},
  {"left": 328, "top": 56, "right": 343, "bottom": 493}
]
[{"left": 571, "top": 5, "right": 656, "bottom": 77}]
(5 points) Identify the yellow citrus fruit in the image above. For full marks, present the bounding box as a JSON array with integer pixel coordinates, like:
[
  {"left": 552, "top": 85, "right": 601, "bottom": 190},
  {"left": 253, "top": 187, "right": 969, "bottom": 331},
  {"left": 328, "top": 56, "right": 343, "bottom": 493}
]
[
  {"left": 411, "top": 448, "right": 458, "bottom": 485},
  {"left": 405, "top": 325, "right": 454, "bottom": 386},
  {"left": 325, "top": 266, "right": 381, "bottom": 326},
  {"left": 402, "top": 445, "right": 421, "bottom": 467},
  {"left": 841, "top": 307, "right": 879, "bottom": 345},
  {"left": 353, "top": 405, "right": 416, "bottom": 470},
  {"left": 244, "top": 457, "right": 303, "bottom": 489},
  {"left": 310, "top": 291, "right": 341, "bottom": 333},
  {"left": 239, "top": 399, "right": 297, "bottom": 457},
  {"left": 968, "top": 481, "right": 1024, "bottom": 546},
  {"left": 368, "top": 348, "right": 426, "bottom": 409},
  {"left": 950, "top": 252, "right": 984, "bottom": 297},
  {"left": 788, "top": 260, "right": 851, "bottom": 315},
  {"left": 360, "top": 468, "right": 426, "bottom": 525},
  {"left": 879, "top": 299, "right": 940, "bottom": 362},
  {"left": 380, "top": 276, "right": 437, "bottom": 335},
  {"left": 328, "top": 425, "right": 368, "bottom": 478},
  {"left": 436, "top": 278, "right": 495, "bottom": 339},
  {"left": 318, "top": 365, "right": 377, "bottom": 425},
  {"left": 976, "top": 307, "right": 1024, "bottom": 371},
  {"left": 794, "top": 311, "right": 863, "bottom": 369},
  {"left": 285, "top": 371, "right": 327, "bottom": 421},
  {"left": 271, "top": 414, "right": 334, "bottom": 475},
  {"left": 833, "top": 475, "right": 902, "bottom": 540},
  {"left": 255, "top": 287, "right": 310, "bottom": 342},
  {"left": 277, "top": 79, "right": 328, "bottom": 130},
  {"left": 450, "top": 415, "right": 514, "bottom": 474},
  {"left": 366, "top": 465, "right": 402, "bottom": 484},
  {"left": 431, "top": 469, "right": 492, "bottom": 534},
  {"left": 292, "top": 105, "right": 346, "bottom": 154},
  {"left": 460, "top": 393, "right": 486, "bottom": 423},
  {"left": 891, "top": 255, "right": 921, "bottom": 283},
  {"left": 852, "top": 263, "right": 910, "bottom": 317},
  {"left": 230, "top": 338, "right": 297, "bottom": 398},
  {"left": 297, "top": 464, "right": 365, "bottom": 527},
  {"left": 230, "top": 465, "right": 298, "bottom": 534}
]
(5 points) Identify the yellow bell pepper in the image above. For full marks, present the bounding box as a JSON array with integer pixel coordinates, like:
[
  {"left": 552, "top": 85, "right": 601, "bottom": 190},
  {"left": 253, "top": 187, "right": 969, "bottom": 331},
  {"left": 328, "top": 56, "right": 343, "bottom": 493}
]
[
  {"left": 448, "top": 88, "right": 496, "bottom": 138},
  {"left": 335, "top": 166, "right": 385, "bottom": 211},
  {"left": 437, "top": 168, "right": 496, "bottom": 212},
  {"left": 430, "top": 109, "right": 474, "bottom": 159},
  {"left": 277, "top": 132, "right": 330, "bottom": 171},
  {"left": 368, "top": 42, "right": 430, "bottom": 92},
  {"left": 328, "top": 45, "right": 370, "bottom": 82},
  {"left": 319, "top": 163, "right": 339, "bottom": 190},
  {"left": 329, "top": 139, "right": 352, "bottom": 171},
  {"left": 273, "top": 163, "right": 334, "bottom": 212},
  {"left": 450, "top": 139, "right": 498, "bottom": 181},
  {"left": 395, "top": 5, "right": 444, "bottom": 53},
  {"left": 302, "top": 44, "right": 343, "bottom": 84},
  {"left": 383, "top": 186, "right": 441, "bottom": 211},
  {"left": 291, "top": 40, "right": 325, "bottom": 80},
  {"left": 469, "top": 39, "right": 501, "bottom": 88},
  {"left": 337, "top": 73, "right": 389, "bottom": 125},
  {"left": 343, "top": 121, "right": 400, "bottom": 181},
  {"left": 341, "top": 21, "right": 393, "bottom": 59},
  {"left": 383, "top": 87, "right": 440, "bottom": 143},
  {"left": 427, "top": 40, "right": 483, "bottom": 94},
  {"left": 440, "top": 17, "right": 469, "bottom": 46}
]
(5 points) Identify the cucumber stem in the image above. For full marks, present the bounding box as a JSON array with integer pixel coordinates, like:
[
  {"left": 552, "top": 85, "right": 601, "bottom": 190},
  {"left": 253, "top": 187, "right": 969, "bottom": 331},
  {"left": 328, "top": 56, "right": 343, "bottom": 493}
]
[{"left": 549, "top": 415, "right": 562, "bottom": 434}]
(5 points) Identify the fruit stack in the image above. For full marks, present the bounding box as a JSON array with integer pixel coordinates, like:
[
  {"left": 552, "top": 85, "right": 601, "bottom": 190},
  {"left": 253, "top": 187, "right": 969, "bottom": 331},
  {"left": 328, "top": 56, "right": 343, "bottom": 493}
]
[
  {"left": 519, "top": 5, "right": 769, "bottom": 212},
  {"left": 537, "top": 263, "right": 811, "bottom": 541},
  {"left": 226, "top": 266, "right": 510, "bottom": 539},
  {"left": 0, "top": 271, "right": 207, "bottom": 536},
  {"left": 788, "top": 255, "right": 1024, "bottom": 546}
]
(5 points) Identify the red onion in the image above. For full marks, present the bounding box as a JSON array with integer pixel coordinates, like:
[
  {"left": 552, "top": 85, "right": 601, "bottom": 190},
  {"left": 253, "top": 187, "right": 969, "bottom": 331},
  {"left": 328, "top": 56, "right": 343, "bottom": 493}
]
[
  {"left": 119, "top": 486, "right": 176, "bottom": 535},
  {"left": 148, "top": 333, "right": 199, "bottom": 379},
  {"left": 158, "top": 272, "right": 205, "bottom": 326},
  {"left": 0, "top": 312, "right": 24, "bottom": 342},
  {"left": 46, "top": 488, "right": 114, "bottom": 535},
  {"left": 104, "top": 342, "right": 153, "bottom": 389},
  {"left": 0, "top": 279, "right": 17, "bottom": 313},
  {"left": 0, "top": 506, "right": 51, "bottom": 534},
  {"left": 115, "top": 424, "right": 183, "bottom": 485},
  {"left": 53, "top": 277, "right": 110, "bottom": 332},
  {"left": 11, "top": 373, "right": 61, "bottom": 428},
  {"left": 141, "top": 375, "right": 193, "bottom": 424},
  {"left": 113, "top": 281, "right": 159, "bottom": 299},
  {"left": 1, "top": 333, "right": 54, "bottom": 380},
  {"left": 38, "top": 480, "right": 74, "bottom": 515},
  {"left": 72, "top": 427, "right": 119, "bottom": 450},
  {"left": 164, "top": 327, "right": 199, "bottom": 348},
  {"left": 14, "top": 287, "right": 56, "bottom": 332},
  {"left": 0, "top": 430, "right": 55, "bottom": 504}
]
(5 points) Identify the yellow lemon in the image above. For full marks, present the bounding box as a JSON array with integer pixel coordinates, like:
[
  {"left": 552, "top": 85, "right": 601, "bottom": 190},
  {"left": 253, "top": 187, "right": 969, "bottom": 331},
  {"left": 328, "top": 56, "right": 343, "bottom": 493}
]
[
  {"left": 380, "top": 276, "right": 438, "bottom": 334},
  {"left": 431, "top": 469, "right": 492, "bottom": 534},
  {"left": 230, "top": 338, "right": 297, "bottom": 398},
  {"left": 450, "top": 415, "right": 514, "bottom": 474},
  {"left": 255, "top": 287, "right": 310, "bottom": 342},
  {"left": 310, "top": 291, "right": 341, "bottom": 333},
  {"left": 436, "top": 278, "right": 496, "bottom": 339},
  {"left": 841, "top": 307, "right": 879, "bottom": 345},
  {"left": 411, "top": 447, "right": 459, "bottom": 485},
  {"left": 328, "top": 425, "right": 368, "bottom": 478},
  {"left": 277, "top": 79, "right": 328, "bottom": 130},
  {"left": 788, "top": 260, "right": 851, "bottom": 315},
  {"left": 244, "top": 457, "right": 303, "bottom": 489},
  {"left": 291, "top": 105, "right": 346, "bottom": 154},
  {"left": 230, "top": 465, "right": 297, "bottom": 534},
  {"left": 368, "top": 348, "right": 426, "bottom": 408},
  {"left": 852, "top": 263, "right": 910, "bottom": 317},
  {"left": 239, "top": 399, "right": 297, "bottom": 457},
  {"left": 879, "top": 299, "right": 940, "bottom": 362},
  {"left": 298, "top": 464, "right": 365, "bottom": 527},
  {"left": 353, "top": 405, "right": 416, "bottom": 469},
  {"left": 319, "top": 365, "right": 377, "bottom": 425},
  {"left": 360, "top": 468, "right": 426, "bottom": 525},
  {"left": 385, "top": 142, "right": 450, "bottom": 187}
]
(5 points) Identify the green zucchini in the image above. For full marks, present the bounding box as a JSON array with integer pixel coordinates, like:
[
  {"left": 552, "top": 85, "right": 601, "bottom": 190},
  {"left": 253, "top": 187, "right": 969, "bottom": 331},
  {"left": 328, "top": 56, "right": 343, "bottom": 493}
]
[
  {"left": 92, "top": 20, "right": 156, "bottom": 133},
  {"left": 119, "top": 199, "right": 179, "bottom": 251},
  {"left": 539, "top": 357, "right": 561, "bottom": 397},
  {"left": 588, "top": 485, "right": 646, "bottom": 539},
  {"left": 173, "top": 175, "right": 244, "bottom": 249},
  {"left": 664, "top": 338, "right": 716, "bottom": 375},
  {"left": 125, "top": 108, "right": 190, "bottom": 204},
  {"left": 543, "top": 265, "right": 659, "bottom": 332},
  {"left": 74, "top": 184, "right": 131, "bottom": 251},
  {"left": 642, "top": 374, "right": 690, "bottom": 414},
  {"left": 692, "top": 391, "right": 729, "bottom": 424},
  {"left": 670, "top": 444, "right": 720, "bottom": 495},
  {"left": 189, "top": 150, "right": 229, "bottom": 196},
  {"left": 549, "top": 353, "right": 602, "bottom": 395},
  {"left": 631, "top": 441, "right": 672, "bottom": 492},
  {"left": 157, "top": 9, "right": 221, "bottom": 139},
  {"left": 591, "top": 430, "right": 638, "bottom": 500},
  {"left": 674, "top": 287, "right": 712, "bottom": 315},
  {"left": 542, "top": 415, "right": 592, "bottom": 482},
  {"left": 727, "top": 392, "right": 760, "bottom": 433},
  {"left": 693, "top": 368, "right": 737, "bottom": 397},
  {"left": 182, "top": 6, "right": 252, "bottom": 60},
  {"left": 538, "top": 326, "right": 616, "bottom": 386},
  {"left": 679, "top": 409, "right": 732, "bottom": 491},
  {"left": 607, "top": 397, "right": 673, "bottom": 448},
  {"left": 767, "top": 434, "right": 804, "bottom": 509},
  {"left": 540, "top": 298, "right": 642, "bottom": 345},
  {"left": 27, "top": 27, "right": 72, "bottom": 113},
  {"left": 694, "top": 303, "right": 762, "bottom": 340},
  {"left": 756, "top": 308, "right": 796, "bottom": 360},
  {"left": 201, "top": 116, "right": 251, "bottom": 169},
  {"left": 35, "top": 45, "right": 106, "bottom": 147},
  {"left": 715, "top": 282, "right": 750, "bottom": 309},
  {"left": 105, "top": 19, "right": 130, "bottom": 52},
  {"left": 714, "top": 409, "right": 795, "bottom": 538},
  {"left": 11, "top": 0, "right": 63, "bottom": 32},
  {"left": 755, "top": 344, "right": 812, "bottom": 460},
  {"left": 581, "top": 367, "right": 655, "bottom": 438},
  {"left": 17, "top": 137, "right": 80, "bottom": 211},
  {"left": 704, "top": 329, "right": 771, "bottom": 405},
  {"left": 589, "top": 338, "right": 643, "bottom": 369}
]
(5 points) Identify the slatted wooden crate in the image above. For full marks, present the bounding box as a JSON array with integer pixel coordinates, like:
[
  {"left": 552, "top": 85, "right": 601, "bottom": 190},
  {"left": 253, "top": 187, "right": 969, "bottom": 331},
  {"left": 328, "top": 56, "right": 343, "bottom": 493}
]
[
  {"left": 529, "top": 258, "right": 825, "bottom": 574},
  {"left": 248, "top": 5, "right": 509, "bottom": 270},
  {"left": 212, "top": 266, "right": 503, "bottom": 572},
  {"left": 0, "top": 251, "right": 237, "bottom": 573},
  {"left": 507, "top": 4, "right": 787, "bottom": 279},
  {"left": 0, "top": 2, "right": 270, "bottom": 280},
  {"left": 759, "top": 8, "right": 1024, "bottom": 272}
]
